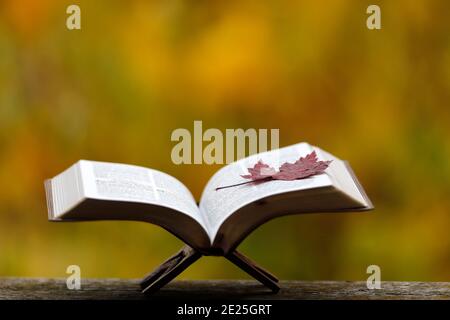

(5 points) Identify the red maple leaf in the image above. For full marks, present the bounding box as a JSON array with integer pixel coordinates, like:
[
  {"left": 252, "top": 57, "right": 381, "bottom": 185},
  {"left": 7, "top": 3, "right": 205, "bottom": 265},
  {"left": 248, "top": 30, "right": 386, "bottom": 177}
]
[
  {"left": 216, "top": 151, "right": 332, "bottom": 190},
  {"left": 272, "top": 151, "right": 332, "bottom": 181}
]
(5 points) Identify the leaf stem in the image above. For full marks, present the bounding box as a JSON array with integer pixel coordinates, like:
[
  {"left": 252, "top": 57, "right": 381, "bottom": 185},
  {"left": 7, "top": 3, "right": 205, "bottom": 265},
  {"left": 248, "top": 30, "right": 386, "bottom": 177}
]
[{"left": 215, "top": 177, "right": 272, "bottom": 191}]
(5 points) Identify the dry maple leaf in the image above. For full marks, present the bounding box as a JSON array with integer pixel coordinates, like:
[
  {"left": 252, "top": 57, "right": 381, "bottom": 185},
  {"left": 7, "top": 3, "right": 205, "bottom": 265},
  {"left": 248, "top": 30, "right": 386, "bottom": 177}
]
[
  {"left": 272, "top": 151, "right": 332, "bottom": 181},
  {"left": 216, "top": 151, "right": 332, "bottom": 191}
]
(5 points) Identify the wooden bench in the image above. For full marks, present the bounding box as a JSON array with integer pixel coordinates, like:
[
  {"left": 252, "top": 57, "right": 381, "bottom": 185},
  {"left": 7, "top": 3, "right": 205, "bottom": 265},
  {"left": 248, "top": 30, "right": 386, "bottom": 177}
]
[{"left": 1, "top": 278, "right": 449, "bottom": 300}]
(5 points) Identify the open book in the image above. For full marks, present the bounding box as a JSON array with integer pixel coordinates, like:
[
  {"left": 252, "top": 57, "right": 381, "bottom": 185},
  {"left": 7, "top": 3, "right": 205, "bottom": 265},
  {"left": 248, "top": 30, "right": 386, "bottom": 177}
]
[{"left": 45, "top": 142, "right": 372, "bottom": 255}]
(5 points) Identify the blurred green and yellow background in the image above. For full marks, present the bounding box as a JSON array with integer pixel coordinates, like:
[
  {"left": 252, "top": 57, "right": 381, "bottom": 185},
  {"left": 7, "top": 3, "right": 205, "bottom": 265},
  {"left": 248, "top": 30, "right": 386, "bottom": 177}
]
[{"left": 1, "top": 0, "right": 450, "bottom": 281}]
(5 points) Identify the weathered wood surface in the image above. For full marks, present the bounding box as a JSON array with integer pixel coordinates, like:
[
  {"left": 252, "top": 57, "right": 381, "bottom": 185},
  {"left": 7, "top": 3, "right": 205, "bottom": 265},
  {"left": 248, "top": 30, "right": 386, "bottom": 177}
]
[{"left": 1, "top": 278, "right": 449, "bottom": 300}]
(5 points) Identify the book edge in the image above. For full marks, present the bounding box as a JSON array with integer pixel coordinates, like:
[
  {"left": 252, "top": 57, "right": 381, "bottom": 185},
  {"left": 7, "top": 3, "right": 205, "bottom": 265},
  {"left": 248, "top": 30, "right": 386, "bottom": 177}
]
[
  {"left": 343, "top": 161, "right": 374, "bottom": 210},
  {"left": 44, "top": 179, "right": 55, "bottom": 220}
]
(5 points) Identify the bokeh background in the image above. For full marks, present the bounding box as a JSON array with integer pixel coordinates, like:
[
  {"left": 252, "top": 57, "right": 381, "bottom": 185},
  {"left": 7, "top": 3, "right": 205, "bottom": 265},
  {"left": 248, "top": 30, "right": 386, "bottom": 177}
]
[{"left": 1, "top": 0, "right": 449, "bottom": 281}]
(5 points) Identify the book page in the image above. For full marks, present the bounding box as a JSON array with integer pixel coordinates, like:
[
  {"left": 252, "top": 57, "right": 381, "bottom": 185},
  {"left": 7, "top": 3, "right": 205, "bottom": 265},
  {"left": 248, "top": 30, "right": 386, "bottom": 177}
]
[
  {"left": 199, "top": 143, "right": 335, "bottom": 240},
  {"left": 314, "top": 147, "right": 367, "bottom": 206},
  {"left": 78, "top": 160, "right": 205, "bottom": 228}
]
